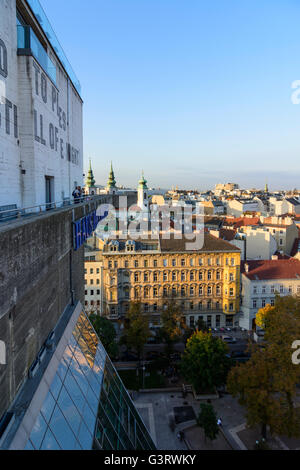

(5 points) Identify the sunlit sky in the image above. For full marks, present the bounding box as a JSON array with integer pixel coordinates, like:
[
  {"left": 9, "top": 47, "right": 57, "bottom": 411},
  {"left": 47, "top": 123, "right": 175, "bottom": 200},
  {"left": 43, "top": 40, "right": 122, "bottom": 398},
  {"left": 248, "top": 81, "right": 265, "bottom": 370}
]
[{"left": 40, "top": 0, "right": 300, "bottom": 191}]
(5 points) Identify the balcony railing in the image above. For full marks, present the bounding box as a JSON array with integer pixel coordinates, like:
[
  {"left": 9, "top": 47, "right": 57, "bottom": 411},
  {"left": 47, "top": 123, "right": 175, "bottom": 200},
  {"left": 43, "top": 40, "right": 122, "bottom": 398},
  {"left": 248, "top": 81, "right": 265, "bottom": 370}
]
[
  {"left": 17, "top": 25, "right": 56, "bottom": 85},
  {"left": 26, "top": 0, "right": 81, "bottom": 95}
]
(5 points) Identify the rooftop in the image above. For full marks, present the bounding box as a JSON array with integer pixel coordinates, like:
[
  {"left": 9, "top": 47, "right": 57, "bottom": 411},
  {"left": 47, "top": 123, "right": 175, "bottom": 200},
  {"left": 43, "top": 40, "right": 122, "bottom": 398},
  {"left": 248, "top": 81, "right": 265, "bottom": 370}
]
[{"left": 241, "top": 258, "right": 300, "bottom": 281}]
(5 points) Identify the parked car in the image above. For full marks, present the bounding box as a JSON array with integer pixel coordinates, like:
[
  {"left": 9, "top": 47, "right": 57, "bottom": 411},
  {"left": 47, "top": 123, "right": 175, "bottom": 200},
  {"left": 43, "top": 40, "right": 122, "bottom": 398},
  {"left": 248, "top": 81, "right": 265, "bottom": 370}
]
[{"left": 222, "top": 335, "right": 237, "bottom": 344}]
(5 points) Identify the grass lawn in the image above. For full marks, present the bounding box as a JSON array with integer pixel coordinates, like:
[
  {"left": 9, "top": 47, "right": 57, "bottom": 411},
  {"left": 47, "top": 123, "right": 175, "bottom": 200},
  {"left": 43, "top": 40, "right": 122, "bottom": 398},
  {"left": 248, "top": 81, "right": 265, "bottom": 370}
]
[{"left": 118, "top": 368, "right": 167, "bottom": 391}]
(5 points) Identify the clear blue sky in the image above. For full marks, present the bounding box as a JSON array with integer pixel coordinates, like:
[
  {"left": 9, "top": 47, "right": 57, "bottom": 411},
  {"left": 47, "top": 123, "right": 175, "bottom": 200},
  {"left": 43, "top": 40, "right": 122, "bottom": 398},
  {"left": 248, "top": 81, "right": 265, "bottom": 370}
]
[{"left": 40, "top": 0, "right": 300, "bottom": 190}]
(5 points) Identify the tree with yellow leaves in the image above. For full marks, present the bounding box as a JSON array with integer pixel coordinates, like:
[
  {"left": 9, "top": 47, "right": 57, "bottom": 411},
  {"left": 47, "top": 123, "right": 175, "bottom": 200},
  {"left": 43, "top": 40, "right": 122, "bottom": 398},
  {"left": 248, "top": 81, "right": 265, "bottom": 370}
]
[{"left": 228, "top": 295, "right": 300, "bottom": 440}]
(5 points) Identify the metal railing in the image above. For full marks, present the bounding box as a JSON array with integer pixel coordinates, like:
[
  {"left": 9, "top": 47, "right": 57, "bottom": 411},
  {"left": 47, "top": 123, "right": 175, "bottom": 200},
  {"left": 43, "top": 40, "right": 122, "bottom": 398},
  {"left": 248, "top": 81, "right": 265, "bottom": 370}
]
[{"left": 0, "top": 195, "right": 104, "bottom": 222}]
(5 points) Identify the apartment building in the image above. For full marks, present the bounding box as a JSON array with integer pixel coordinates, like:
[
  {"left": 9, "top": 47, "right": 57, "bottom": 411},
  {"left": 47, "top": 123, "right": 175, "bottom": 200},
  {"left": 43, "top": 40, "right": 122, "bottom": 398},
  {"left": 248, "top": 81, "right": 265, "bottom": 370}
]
[
  {"left": 96, "top": 233, "right": 241, "bottom": 330},
  {"left": 240, "top": 258, "right": 300, "bottom": 330}
]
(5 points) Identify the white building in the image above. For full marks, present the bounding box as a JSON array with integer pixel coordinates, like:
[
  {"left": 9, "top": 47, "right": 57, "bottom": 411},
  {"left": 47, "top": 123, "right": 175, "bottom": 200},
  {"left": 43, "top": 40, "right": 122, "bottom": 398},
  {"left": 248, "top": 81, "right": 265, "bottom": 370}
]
[
  {"left": 240, "top": 258, "right": 300, "bottom": 330},
  {"left": 226, "top": 199, "right": 259, "bottom": 217},
  {"left": 0, "top": 0, "right": 83, "bottom": 212}
]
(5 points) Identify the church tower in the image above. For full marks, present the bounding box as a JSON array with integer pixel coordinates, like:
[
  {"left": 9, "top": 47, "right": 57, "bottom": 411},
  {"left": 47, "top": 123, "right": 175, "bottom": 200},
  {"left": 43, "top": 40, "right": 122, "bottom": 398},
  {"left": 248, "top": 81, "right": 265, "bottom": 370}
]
[
  {"left": 137, "top": 171, "right": 149, "bottom": 209},
  {"left": 85, "top": 159, "right": 96, "bottom": 193},
  {"left": 106, "top": 162, "right": 117, "bottom": 194}
]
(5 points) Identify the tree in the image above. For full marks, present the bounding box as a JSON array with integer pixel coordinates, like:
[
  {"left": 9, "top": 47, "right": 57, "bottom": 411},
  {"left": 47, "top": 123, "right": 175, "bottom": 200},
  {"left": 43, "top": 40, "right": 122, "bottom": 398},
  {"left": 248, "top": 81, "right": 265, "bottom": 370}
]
[
  {"left": 160, "top": 300, "right": 186, "bottom": 357},
  {"left": 122, "top": 302, "right": 150, "bottom": 360},
  {"left": 89, "top": 314, "right": 118, "bottom": 359},
  {"left": 228, "top": 296, "right": 300, "bottom": 440},
  {"left": 180, "top": 331, "right": 231, "bottom": 393},
  {"left": 197, "top": 403, "right": 219, "bottom": 441}
]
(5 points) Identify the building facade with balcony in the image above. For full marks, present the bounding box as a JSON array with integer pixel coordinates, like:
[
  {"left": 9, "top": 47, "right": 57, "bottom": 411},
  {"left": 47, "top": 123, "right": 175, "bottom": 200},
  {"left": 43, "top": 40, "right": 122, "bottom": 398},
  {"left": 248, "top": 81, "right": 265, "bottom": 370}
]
[
  {"left": 96, "top": 233, "right": 241, "bottom": 329},
  {"left": 0, "top": 0, "right": 83, "bottom": 212}
]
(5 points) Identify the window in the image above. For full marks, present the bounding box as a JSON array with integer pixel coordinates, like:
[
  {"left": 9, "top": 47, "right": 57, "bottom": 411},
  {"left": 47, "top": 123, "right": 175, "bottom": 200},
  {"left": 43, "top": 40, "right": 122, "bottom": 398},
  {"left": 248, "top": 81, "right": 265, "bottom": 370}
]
[
  {"left": 231, "top": 258, "right": 235, "bottom": 266},
  {"left": 154, "top": 272, "right": 158, "bottom": 282},
  {"left": 199, "top": 286, "right": 203, "bottom": 296},
  {"left": 253, "top": 299, "right": 257, "bottom": 308},
  {"left": 190, "top": 316, "right": 195, "bottom": 327},
  {"left": 229, "top": 288, "right": 234, "bottom": 296},
  {"left": 144, "top": 273, "right": 149, "bottom": 282},
  {"left": 207, "top": 316, "right": 212, "bottom": 326},
  {"left": 90, "top": 290, "right": 94, "bottom": 296},
  {"left": 181, "top": 259, "right": 186, "bottom": 267},
  {"left": 216, "top": 258, "right": 220, "bottom": 266},
  {"left": 190, "top": 302, "right": 194, "bottom": 311},
  {"left": 199, "top": 271, "right": 204, "bottom": 281},
  {"left": 144, "top": 260, "right": 148, "bottom": 268},
  {"left": 229, "top": 303, "right": 234, "bottom": 311},
  {"left": 134, "top": 260, "right": 139, "bottom": 268},
  {"left": 114, "top": 261, "right": 118, "bottom": 269},
  {"left": 270, "top": 299, "right": 275, "bottom": 306},
  {"left": 216, "top": 315, "right": 220, "bottom": 326},
  {"left": 163, "top": 287, "right": 168, "bottom": 298},
  {"left": 181, "top": 272, "right": 186, "bottom": 282},
  {"left": 190, "top": 286, "right": 194, "bottom": 296},
  {"left": 226, "top": 258, "right": 229, "bottom": 266},
  {"left": 199, "top": 302, "right": 203, "bottom": 311},
  {"left": 207, "top": 258, "right": 211, "bottom": 266},
  {"left": 207, "top": 271, "right": 212, "bottom": 280},
  {"left": 172, "top": 287, "right": 177, "bottom": 297},
  {"left": 279, "top": 239, "right": 283, "bottom": 246},
  {"left": 253, "top": 286, "right": 257, "bottom": 295},
  {"left": 262, "top": 286, "right": 266, "bottom": 294},
  {"left": 84, "top": 269, "right": 87, "bottom": 274},
  {"left": 199, "top": 258, "right": 203, "bottom": 266},
  {"left": 153, "top": 259, "right": 158, "bottom": 267},
  {"left": 216, "top": 271, "right": 221, "bottom": 281},
  {"left": 181, "top": 287, "right": 186, "bottom": 297},
  {"left": 216, "top": 285, "right": 221, "bottom": 296},
  {"left": 96, "top": 279, "right": 100, "bottom": 285},
  {"left": 108, "top": 261, "right": 112, "bottom": 269},
  {"left": 280, "top": 285, "right": 284, "bottom": 294},
  {"left": 90, "top": 279, "right": 94, "bottom": 285},
  {"left": 262, "top": 299, "right": 266, "bottom": 308},
  {"left": 125, "top": 261, "right": 129, "bottom": 268},
  {"left": 190, "top": 271, "right": 195, "bottom": 281},
  {"left": 153, "top": 287, "right": 158, "bottom": 297},
  {"left": 230, "top": 273, "right": 234, "bottom": 282},
  {"left": 153, "top": 303, "right": 158, "bottom": 312},
  {"left": 97, "top": 290, "right": 100, "bottom": 295},
  {"left": 85, "top": 290, "right": 87, "bottom": 295},
  {"left": 163, "top": 272, "right": 168, "bottom": 282},
  {"left": 90, "top": 268, "right": 94, "bottom": 274},
  {"left": 288, "top": 286, "right": 293, "bottom": 294},
  {"left": 172, "top": 259, "right": 176, "bottom": 267},
  {"left": 271, "top": 285, "right": 275, "bottom": 294},
  {"left": 144, "top": 304, "right": 149, "bottom": 312},
  {"left": 207, "top": 301, "right": 212, "bottom": 310},
  {"left": 207, "top": 286, "right": 212, "bottom": 296},
  {"left": 172, "top": 272, "right": 177, "bottom": 281},
  {"left": 190, "top": 258, "right": 194, "bottom": 267},
  {"left": 144, "top": 287, "right": 150, "bottom": 298},
  {"left": 134, "top": 273, "right": 139, "bottom": 283},
  {"left": 96, "top": 268, "right": 100, "bottom": 274},
  {"left": 163, "top": 259, "right": 168, "bottom": 267}
]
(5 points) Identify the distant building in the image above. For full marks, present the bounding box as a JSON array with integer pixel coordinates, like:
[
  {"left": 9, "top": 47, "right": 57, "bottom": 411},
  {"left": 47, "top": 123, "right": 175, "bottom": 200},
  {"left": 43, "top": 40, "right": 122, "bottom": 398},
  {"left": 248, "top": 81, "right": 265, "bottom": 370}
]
[{"left": 240, "top": 258, "right": 300, "bottom": 330}]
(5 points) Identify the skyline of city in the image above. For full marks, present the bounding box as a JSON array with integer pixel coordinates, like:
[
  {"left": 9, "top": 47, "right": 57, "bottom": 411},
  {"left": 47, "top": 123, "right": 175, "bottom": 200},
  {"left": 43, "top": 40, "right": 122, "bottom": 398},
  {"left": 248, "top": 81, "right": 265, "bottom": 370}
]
[{"left": 40, "top": 0, "right": 300, "bottom": 190}]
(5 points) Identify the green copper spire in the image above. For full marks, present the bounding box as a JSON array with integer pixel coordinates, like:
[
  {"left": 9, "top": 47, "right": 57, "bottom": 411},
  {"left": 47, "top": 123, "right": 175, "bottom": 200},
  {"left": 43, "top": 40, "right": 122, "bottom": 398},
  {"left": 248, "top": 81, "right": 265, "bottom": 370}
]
[
  {"left": 86, "top": 159, "right": 96, "bottom": 188},
  {"left": 107, "top": 162, "right": 116, "bottom": 189},
  {"left": 265, "top": 181, "right": 269, "bottom": 193},
  {"left": 138, "top": 171, "right": 148, "bottom": 190}
]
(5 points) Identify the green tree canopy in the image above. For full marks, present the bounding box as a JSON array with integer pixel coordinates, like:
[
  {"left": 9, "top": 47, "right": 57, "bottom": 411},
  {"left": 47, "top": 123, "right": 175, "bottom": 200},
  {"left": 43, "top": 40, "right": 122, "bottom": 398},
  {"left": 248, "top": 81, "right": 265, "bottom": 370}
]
[
  {"left": 180, "top": 330, "right": 231, "bottom": 393},
  {"left": 122, "top": 302, "right": 150, "bottom": 360},
  {"left": 89, "top": 314, "right": 118, "bottom": 359},
  {"left": 160, "top": 300, "right": 186, "bottom": 357},
  {"left": 197, "top": 403, "right": 219, "bottom": 441}
]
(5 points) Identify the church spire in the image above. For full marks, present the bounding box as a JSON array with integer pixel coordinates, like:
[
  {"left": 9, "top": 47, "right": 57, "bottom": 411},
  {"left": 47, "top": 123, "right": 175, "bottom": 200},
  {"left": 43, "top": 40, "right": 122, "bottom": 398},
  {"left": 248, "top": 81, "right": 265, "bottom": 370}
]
[
  {"left": 86, "top": 159, "right": 96, "bottom": 188},
  {"left": 107, "top": 162, "right": 117, "bottom": 190},
  {"left": 138, "top": 170, "right": 148, "bottom": 190}
]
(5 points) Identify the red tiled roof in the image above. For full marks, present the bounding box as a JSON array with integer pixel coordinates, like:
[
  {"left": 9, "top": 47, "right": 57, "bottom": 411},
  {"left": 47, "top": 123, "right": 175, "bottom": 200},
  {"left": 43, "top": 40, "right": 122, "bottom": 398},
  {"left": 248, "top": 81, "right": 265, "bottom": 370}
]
[
  {"left": 241, "top": 258, "right": 300, "bottom": 280},
  {"left": 219, "top": 228, "right": 237, "bottom": 241},
  {"left": 224, "top": 217, "right": 260, "bottom": 229}
]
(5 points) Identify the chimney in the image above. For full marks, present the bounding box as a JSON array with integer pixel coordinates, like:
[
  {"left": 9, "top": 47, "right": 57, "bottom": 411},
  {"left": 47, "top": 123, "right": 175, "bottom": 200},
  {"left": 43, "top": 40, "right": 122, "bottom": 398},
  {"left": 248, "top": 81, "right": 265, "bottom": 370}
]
[{"left": 244, "top": 262, "right": 249, "bottom": 273}]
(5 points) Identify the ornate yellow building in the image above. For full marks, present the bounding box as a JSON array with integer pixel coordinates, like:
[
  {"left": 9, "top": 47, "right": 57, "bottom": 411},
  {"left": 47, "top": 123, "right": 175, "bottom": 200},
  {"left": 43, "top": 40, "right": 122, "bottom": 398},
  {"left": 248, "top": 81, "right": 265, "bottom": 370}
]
[{"left": 88, "top": 233, "right": 241, "bottom": 329}]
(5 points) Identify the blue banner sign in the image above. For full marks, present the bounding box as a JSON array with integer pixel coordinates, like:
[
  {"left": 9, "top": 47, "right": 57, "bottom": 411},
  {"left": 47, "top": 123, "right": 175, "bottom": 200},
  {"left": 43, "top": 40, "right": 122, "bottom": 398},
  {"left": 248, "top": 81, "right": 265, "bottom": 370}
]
[{"left": 73, "top": 209, "right": 108, "bottom": 251}]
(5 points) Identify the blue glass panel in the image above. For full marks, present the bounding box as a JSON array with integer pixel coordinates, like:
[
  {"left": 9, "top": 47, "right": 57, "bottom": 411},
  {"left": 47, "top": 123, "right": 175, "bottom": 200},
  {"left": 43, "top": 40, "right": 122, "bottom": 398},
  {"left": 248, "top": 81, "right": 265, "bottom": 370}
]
[
  {"left": 40, "top": 391, "right": 56, "bottom": 423},
  {"left": 24, "top": 439, "right": 35, "bottom": 450},
  {"left": 57, "top": 386, "right": 82, "bottom": 438},
  {"left": 49, "top": 373, "right": 63, "bottom": 400},
  {"left": 68, "top": 354, "right": 89, "bottom": 397},
  {"left": 40, "top": 428, "right": 61, "bottom": 450},
  {"left": 29, "top": 412, "right": 47, "bottom": 449},
  {"left": 77, "top": 419, "right": 93, "bottom": 450},
  {"left": 49, "top": 406, "right": 78, "bottom": 450}
]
